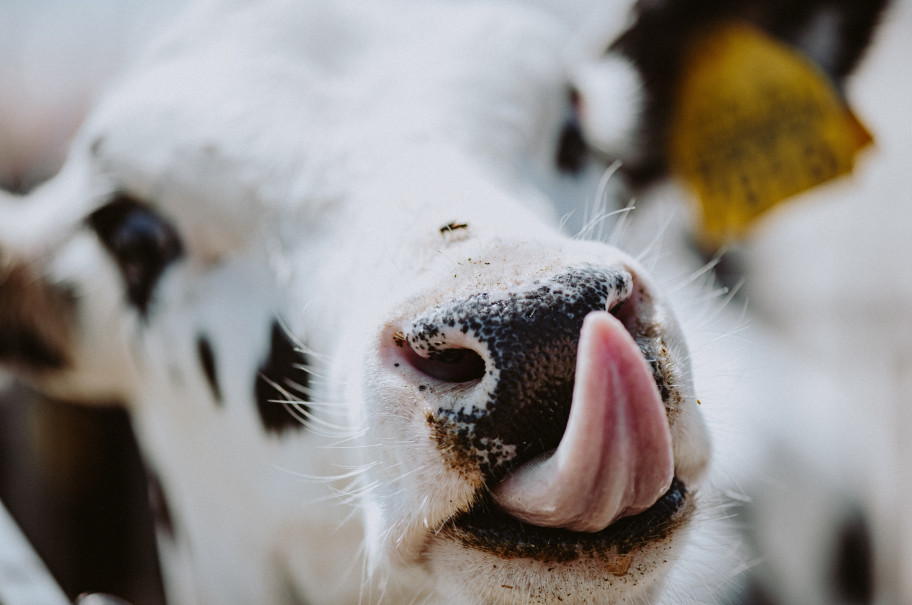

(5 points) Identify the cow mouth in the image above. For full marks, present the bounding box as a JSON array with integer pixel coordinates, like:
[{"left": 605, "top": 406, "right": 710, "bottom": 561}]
[
  {"left": 397, "top": 268, "right": 699, "bottom": 565},
  {"left": 442, "top": 477, "right": 690, "bottom": 562},
  {"left": 433, "top": 299, "right": 692, "bottom": 563}
]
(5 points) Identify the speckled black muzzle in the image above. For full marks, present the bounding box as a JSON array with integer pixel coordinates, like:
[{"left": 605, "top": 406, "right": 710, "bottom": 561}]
[{"left": 405, "top": 266, "right": 635, "bottom": 482}]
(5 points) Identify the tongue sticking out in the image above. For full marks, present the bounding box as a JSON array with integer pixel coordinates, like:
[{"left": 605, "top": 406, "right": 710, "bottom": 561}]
[{"left": 492, "top": 310, "right": 674, "bottom": 533}]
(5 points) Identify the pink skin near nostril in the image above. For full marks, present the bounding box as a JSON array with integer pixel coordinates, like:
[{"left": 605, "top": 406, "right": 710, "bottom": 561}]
[{"left": 492, "top": 310, "right": 674, "bottom": 532}]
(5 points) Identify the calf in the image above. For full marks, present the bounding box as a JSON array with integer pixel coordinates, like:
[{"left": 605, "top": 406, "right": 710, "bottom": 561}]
[{"left": 0, "top": 0, "right": 885, "bottom": 603}]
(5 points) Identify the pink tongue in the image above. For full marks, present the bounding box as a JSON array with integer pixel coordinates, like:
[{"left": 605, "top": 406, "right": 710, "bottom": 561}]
[{"left": 492, "top": 310, "right": 673, "bottom": 532}]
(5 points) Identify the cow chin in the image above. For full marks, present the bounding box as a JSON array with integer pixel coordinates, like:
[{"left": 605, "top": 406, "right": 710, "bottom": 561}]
[
  {"left": 379, "top": 459, "right": 695, "bottom": 603},
  {"left": 424, "top": 526, "right": 687, "bottom": 604}
]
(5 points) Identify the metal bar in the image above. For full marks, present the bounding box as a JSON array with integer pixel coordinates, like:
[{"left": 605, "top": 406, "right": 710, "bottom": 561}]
[{"left": 0, "top": 498, "right": 70, "bottom": 605}]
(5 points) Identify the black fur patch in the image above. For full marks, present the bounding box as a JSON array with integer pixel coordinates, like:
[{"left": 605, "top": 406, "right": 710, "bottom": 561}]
[
  {"left": 0, "top": 325, "right": 68, "bottom": 370},
  {"left": 555, "top": 117, "right": 589, "bottom": 174},
  {"left": 555, "top": 89, "right": 588, "bottom": 174},
  {"left": 146, "top": 470, "right": 176, "bottom": 540},
  {"left": 254, "top": 321, "right": 310, "bottom": 435},
  {"left": 831, "top": 510, "right": 873, "bottom": 603},
  {"left": 196, "top": 335, "right": 222, "bottom": 404}
]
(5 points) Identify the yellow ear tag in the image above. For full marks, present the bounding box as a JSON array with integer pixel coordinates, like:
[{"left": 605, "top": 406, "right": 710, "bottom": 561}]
[{"left": 668, "top": 20, "right": 873, "bottom": 247}]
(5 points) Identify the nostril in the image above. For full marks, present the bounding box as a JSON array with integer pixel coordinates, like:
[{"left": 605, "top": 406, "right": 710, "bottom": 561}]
[
  {"left": 400, "top": 340, "right": 486, "bottom": 384},
  {"left": 404, "top": 267, "right": 645, "bottom": 481},
  {"left": 609, "top": 276, "right": 646, "bottom": 333}
]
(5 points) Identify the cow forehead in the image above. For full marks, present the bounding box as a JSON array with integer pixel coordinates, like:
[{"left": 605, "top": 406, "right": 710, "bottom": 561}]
[
  {"left": 88, "top": 1, "right": 576, "bottom": 172},
  {"left": 79, "top": 1, "right": 591, "bottom": 249}
]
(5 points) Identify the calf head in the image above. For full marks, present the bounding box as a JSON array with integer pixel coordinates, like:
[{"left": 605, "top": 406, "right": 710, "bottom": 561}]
[{"left": 0, "top": 0, "right": 798, "bottom": 603}]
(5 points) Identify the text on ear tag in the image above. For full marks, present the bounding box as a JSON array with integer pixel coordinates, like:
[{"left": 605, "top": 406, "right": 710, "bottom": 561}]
[{"left": 668, "top": 20, "right": 873, "bottom": 247}]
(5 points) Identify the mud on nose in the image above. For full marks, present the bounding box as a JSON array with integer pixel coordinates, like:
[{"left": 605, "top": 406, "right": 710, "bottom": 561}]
[{"left": 399, "top": 267, "right": 645, "bottom": 474}]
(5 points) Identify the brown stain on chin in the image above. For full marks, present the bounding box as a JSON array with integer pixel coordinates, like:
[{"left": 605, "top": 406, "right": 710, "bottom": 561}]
[{"left": 605, "top": 553, "right": 633, "bottom": 576}]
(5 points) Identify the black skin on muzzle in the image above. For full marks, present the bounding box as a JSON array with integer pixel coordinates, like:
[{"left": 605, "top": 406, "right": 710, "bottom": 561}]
[{"left": 408, "top": 267, "right": 633, "bottom": 481}]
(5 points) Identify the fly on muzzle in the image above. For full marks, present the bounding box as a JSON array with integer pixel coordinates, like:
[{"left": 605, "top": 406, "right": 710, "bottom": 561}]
[{"left": 401, "top": 266, "right": 674, "bottom": 532}]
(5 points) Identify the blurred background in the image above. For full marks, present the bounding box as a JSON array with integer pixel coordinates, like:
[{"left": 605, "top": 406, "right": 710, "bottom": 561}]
[
  {"left": 719, "top": 0, "right": 912, "bottom": 601},
  {"left": 0, "top": 2, "right": 186, "bottom": 603}
]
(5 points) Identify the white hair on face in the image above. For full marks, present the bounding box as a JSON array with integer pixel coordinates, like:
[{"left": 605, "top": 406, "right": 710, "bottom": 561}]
[{"left": 572, "top": 54, "right": 644, "bottom": 159}]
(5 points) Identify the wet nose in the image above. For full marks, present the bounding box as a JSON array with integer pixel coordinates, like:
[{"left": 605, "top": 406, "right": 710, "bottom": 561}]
[{"left": 399, "top": 266, "right": 636, "bottom": 479}]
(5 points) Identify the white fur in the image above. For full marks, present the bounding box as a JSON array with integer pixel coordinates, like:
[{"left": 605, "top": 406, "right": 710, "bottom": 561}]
[
  {"left": 573, "top": 56, "right": 645, "bottom": 159},
  {"left": 0, "top": 2, "right": 745, "bottom": 604}
]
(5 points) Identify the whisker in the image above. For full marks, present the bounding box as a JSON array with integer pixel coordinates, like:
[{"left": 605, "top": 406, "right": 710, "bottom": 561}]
[{"left": 607, "top": 198, "right": 636, "bottom": 247}]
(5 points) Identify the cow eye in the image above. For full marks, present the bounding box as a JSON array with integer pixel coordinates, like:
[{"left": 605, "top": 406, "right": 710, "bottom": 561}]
[{"left": 88, "top": 194, "right": 183, "bottom": 315}]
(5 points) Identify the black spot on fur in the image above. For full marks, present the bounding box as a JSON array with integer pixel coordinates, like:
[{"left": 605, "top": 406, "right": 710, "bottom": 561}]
[
  {"left": 197, "top": 335, "right": 222, "bottom": 404},
  {"left": 832, "top": 510, "right": 874, "bottom": 603},
  {"left": 555, "top": 92, "right": 589, "bottom": 174},
  {"left": 87, "top": 194, "right": 183, "bottom": 316},
  {"left": 555, "top": 119, "right": 588, "bottom": 174},
  {"left": 0, "top": 325, "right": 68, "bottom": 370},
  {"left": 255, "top": 321, "right": 310, "bottom": 435},
  {"left": 146, "top": 470, "right": 176, "bottom": 540}
]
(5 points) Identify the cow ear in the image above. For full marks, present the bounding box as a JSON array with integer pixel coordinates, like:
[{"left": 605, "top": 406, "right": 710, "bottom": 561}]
[
  {"left": 574, "top": 0, "right": 890, "bottom": 187},
  {"left": 573, "top": 0, "right": 888, "bottom": 249}
]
